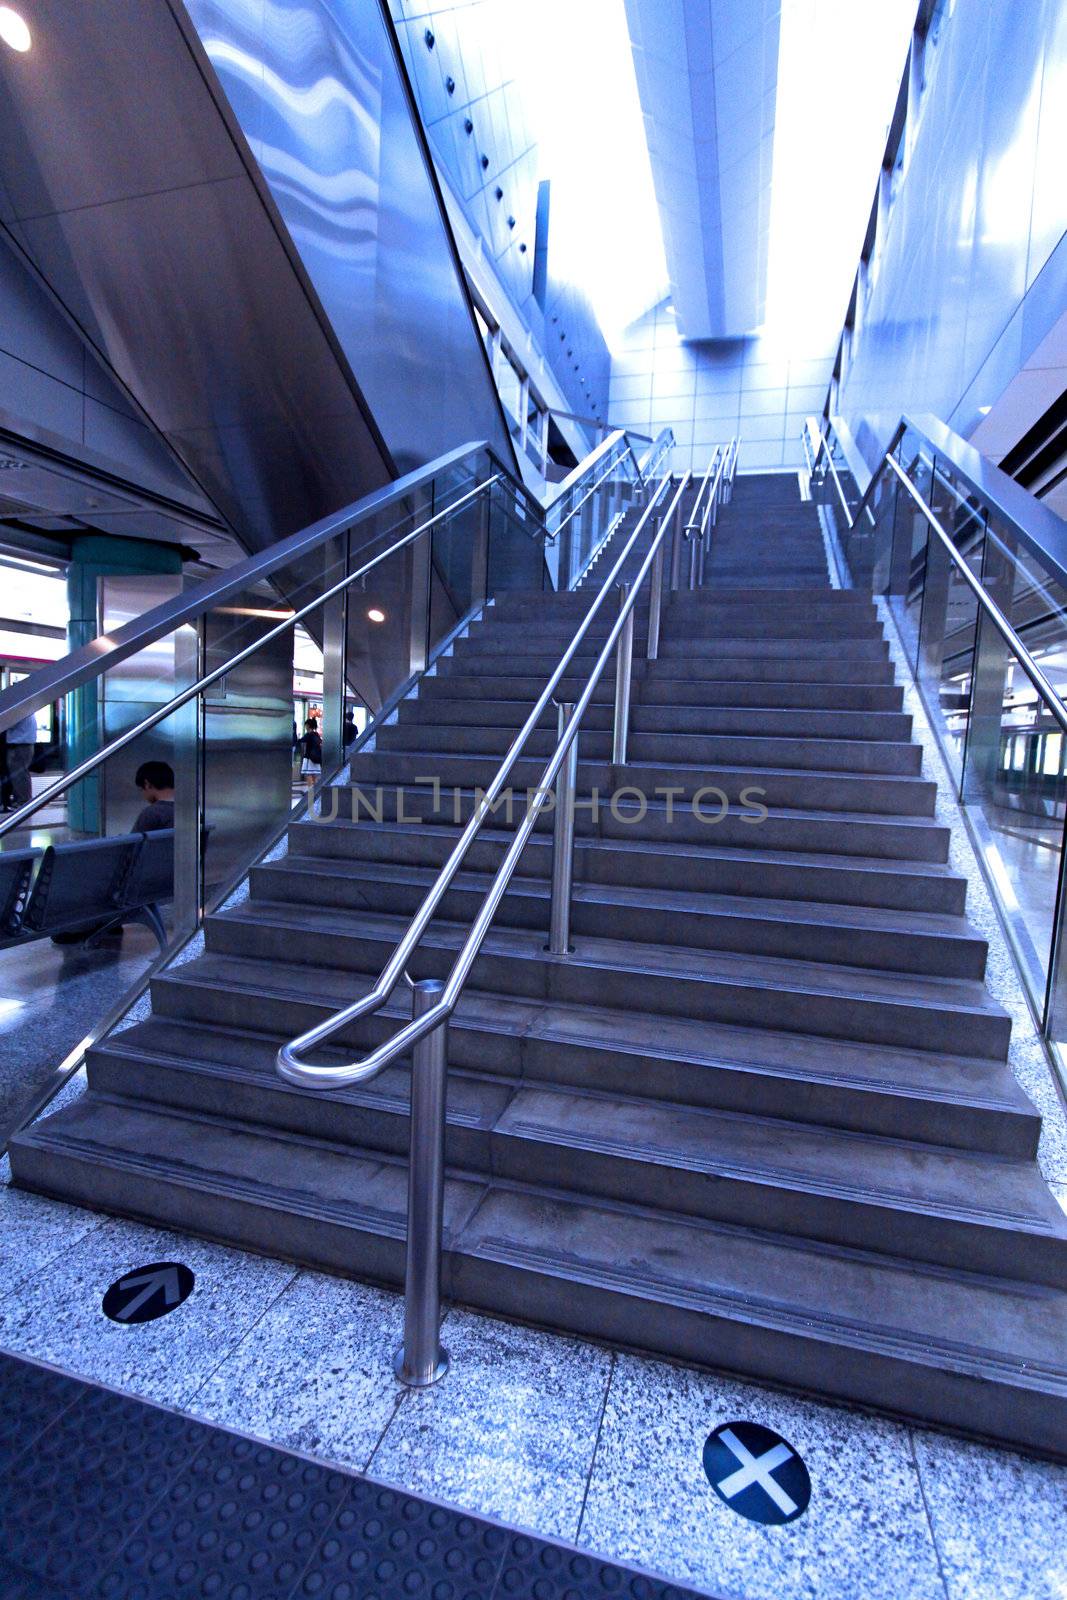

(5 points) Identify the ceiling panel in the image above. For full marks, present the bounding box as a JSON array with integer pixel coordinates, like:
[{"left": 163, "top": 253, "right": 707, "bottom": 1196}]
[{"left": 625, "top": 0, "right": 780, "bottom": 339}]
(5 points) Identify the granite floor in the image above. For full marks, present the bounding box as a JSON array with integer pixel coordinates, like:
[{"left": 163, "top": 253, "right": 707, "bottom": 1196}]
[{"left": 0, "top": 1162, "right": 1064, "bottom": 1600}]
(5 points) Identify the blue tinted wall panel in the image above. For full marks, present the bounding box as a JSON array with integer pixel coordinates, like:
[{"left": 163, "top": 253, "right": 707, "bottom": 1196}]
[
  {"left": 391, "top": 0, "right": 611, "bottom": 423},
  {"left": 185, "top": 0, "right": 515, "bottom": 477},
  {"left": 836, "top": 0, "right": 1067, "bottom": 470}
]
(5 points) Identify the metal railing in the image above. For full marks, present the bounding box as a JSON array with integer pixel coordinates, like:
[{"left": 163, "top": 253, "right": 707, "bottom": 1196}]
[
  {"left": 679, "top": 440, "right": 739, "bottom": 590},
  {"left": 0, "top": 430, "right": 649, "bottom": 1143},
  {"left": 275, "top": 435, "right": 744, "bottom": 1386},
  {"left": 0, "top": 476, "right": 501, "bottom": 842},
  {"left": 803, "top": 411, "right": 1067, "bottom": 1077},
  {"left": 543, "top": 428, "right": 649, "bottom": 590}
]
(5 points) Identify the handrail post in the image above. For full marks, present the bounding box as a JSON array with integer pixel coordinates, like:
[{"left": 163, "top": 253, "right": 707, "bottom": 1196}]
[
  {"left": 670, "top": 498, "right": 684, "bottom": 591},
  {"left": 688, "top": 527, "right": 700, "bottom": 591},
  {"left": 612, "top": 582, "right": 634, "bottom": 766},
  {"left": 394, "top": 978, "right": 450, "bottom": 1388},
  {"left": 647, "top": 536, "right": 665, "bottom": 660},
  {"left": 547, "top": 702, "right": 578, "bottom": 955}
]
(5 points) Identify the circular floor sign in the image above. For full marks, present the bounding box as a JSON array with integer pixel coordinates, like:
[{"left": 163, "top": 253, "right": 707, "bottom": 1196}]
[
  {"left": 102, "top": 1261, "right": 195, "bottom": 1325},
  {"left": 702, "top": 1420, "right": 811, "bottom": 1526}
]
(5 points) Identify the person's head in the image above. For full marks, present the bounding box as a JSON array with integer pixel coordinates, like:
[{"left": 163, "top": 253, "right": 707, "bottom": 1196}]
[
  {"left": 305, "top": 716, "right": 318, "bottom": 731},
  {"left": 135, "top": 760, "right": 175, "bottom": 803},
  {"left": 343, "top": 711, "right": 356, "bottom": 727}
]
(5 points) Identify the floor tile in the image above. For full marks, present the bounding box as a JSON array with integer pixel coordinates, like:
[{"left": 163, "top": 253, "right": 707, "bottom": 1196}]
[
  {"left": 190, "top": 1268, "right": 406, "bottom": 1470},
  {"left": 912, "top": 1428, "right": 1067, "bottom": 1600},
  {"left": 370, "top": 1306, "right": 612, "bottom": 1542},
  {"left": 0, "top": 1216, "right": 296, "bottom": 1407},
  {"left": 578, "top": 1354, "right": 945, "bottom": 1600},
  {"left": 0, "top": 1176, "right": 104, "bottom": 1297}
]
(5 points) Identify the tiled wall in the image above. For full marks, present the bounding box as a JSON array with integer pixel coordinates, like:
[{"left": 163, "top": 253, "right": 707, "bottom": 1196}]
[
  {"left": 608, "top": 299, "right": 835, "bottom": 475},
  {"left": 391, "top": 0, "right": 611, "bottom": 421}
]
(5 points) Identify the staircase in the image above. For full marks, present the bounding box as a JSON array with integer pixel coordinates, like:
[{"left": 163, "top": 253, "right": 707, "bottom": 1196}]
[{"left": 12, "top": 475, "right": 1067, "bottom": 1457}]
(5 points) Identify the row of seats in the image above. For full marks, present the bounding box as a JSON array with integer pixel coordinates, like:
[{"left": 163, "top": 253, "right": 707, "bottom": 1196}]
[{"left": 0, "top": 830, "right": 175, "bottom": 950}]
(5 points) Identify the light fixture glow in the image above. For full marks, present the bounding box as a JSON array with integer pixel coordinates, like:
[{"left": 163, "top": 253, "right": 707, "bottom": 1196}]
[
  {"left": 0, "top": 7, "right": 31, "bottom": 51},
  {"left": 367, "top": 607, "right": 386, "bottom": 623}
]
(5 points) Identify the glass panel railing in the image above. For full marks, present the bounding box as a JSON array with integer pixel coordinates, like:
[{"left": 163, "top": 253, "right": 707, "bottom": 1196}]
[
  {"left": 544, "top": 431, "right": 651, "bottom": 591},
  {"left": 807, "top": 410, "right": 1067, "bottom": 1076},
  {"left": 0, "top": 450, "right": 543, "bottom": 1140}
]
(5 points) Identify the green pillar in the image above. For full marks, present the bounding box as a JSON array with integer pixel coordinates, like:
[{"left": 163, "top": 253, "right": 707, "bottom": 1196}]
[{"left": 66, "top": 535, "right": 183, "bottom": 834}]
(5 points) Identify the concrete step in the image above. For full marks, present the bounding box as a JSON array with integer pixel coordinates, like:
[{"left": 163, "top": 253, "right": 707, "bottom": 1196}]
[
  {"left": 83, "top": 1020, "right": 1067, "bottom": 1286},
  {"left": 376, "top": 722, "right": 924, "bottom": 777},
  {"left": 470, "top": 613, "right": 888, "bottom": 643},
  {"left": 438, "top": 652, "right": 898, "bottom": 685},
  {"left": 251, "top": 854, "right": 987, "bottom": 979},
  {"left": 453, "top": 634, "right": 891, "bottom": 664},
  {"left": 202, "top": 902, "right": 1012, "bottom": 1058},
  {"left": 492, "top": 587, "right": 874, "bottom": 619},
  {"left": 399, "top": 697, "right": 915, "bottom": 743},
  {"left": 13, "top": 1095, "right": 1065, "bottom": 1457},
  {"left": 347, "top": 749, "right": 938, "bottom": 818},
  {"left": 326, "top": 785, "right": 951, "bottom": 862},
  {"left": 424, "top": 673, "right": 907, "bottom": 711},
  {"left": 146, "top": 950, "right": 1038, "bottom": 1153},
  {"left": 290, "top": 817, "right": 968, "bottom": 914}
]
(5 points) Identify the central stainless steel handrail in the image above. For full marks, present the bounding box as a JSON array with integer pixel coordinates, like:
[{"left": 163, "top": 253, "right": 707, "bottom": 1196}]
[
  {"left": 684, "top": 447, "right": 722, "bottom": 537},
  {"left": 276, "top": 467, "right": 682, "bottom": 1089},
  {"left": 679, "top": 440, "right": 736, "bottom": 590},
  {"left": 0, "top": 476, "right": 502, "bottom": 840}
]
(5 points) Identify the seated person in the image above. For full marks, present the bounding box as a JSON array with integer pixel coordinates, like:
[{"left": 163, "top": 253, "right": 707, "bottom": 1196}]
[{"left": 134, "top": 760, "right": 175, "bottom": 832}]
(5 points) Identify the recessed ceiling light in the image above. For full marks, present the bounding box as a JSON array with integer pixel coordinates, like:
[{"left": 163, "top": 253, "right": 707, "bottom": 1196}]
[
  {"left": 0, "top": 7, "right": 30, "bottom": 51},
  {"left": 367, "top": 607, "right": 386, "bottom": 623}
]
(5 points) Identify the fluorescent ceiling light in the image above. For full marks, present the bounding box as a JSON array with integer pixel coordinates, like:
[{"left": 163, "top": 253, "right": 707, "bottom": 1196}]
[{"left": 0, "top": 7, "right": 30, "bottom": 51}]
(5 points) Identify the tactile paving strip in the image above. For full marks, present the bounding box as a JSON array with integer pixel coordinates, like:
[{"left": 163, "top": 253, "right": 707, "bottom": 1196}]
[{"left": 0, "top": 1352, "right": 711, "bottom": 1600}]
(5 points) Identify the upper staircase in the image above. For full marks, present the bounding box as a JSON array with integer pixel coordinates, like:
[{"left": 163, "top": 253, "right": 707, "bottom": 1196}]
[{"left": 12, "top": 474, "right": 1067, "bottom": 1457}]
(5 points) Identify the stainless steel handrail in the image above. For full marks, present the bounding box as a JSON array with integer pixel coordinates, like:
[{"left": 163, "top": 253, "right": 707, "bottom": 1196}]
[
  {"left": 546, "top": 427, "right": 645, "bottom": 514},
  {"left": 0, "top": 439, "right": 531, "bottom": 734},
  {"left": 548, "top": 432, "right": 643, "bottom": 539},
  {"left": 276, "top": 466, "right": 683, "bottom": 1091},
  {"left": 885, "top": 454, "right": 1067, "bottom": 734},
  {"left": 568, "top": 429, "right": 676, "bottom": 590},
  {"left": 684, "top": 447, "right": 722, "bottom": 536},
  {"left": 806, "top": 418, "right": 872, "bottom": 528},
  {"left": 0, "top": 476, "right": 501, "bottom": 839}
]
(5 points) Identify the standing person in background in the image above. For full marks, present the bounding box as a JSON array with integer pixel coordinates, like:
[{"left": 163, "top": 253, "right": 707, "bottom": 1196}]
[
  {"left": 3, "top": 711, "right": 38, "bottom": 810},
  {"left": 301, "top": 717, "right": 322, "bottom": 776}
]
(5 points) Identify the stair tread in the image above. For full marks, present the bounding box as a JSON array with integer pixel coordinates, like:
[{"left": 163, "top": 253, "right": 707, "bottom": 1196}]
[
  {"left": 153, "top": 950, "right": 1029, "bottom": 1114},
  {"left": 91, "top": 1018, "right": 1066, "bottom": 1240},
  {"left": 211, "top": 900, "right": 1004, "bottom": 1018},
  {"left": 258, "top": 853, "right": 980, "bottom": 944},
  {"left": 15, "top": 1097, "right": 1066, "bottom": 1395},
  {"left": 293, "top": 815, "right": 961, "bottom": 880}
]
